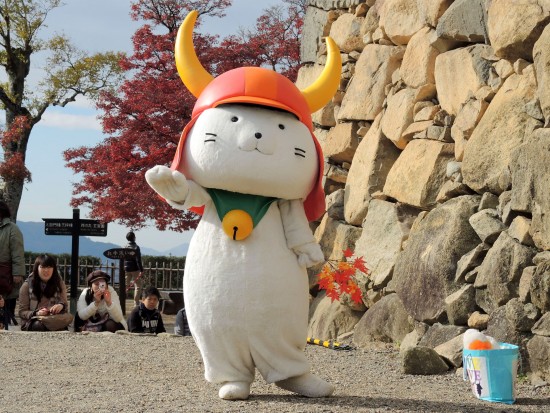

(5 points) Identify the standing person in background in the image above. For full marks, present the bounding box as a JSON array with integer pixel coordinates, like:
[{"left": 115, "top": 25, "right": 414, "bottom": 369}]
[
  {"left": 124, "top": 231, "right": 144, "bottom": 308},
  {"left": 0, "top": 201, "right": 25, "bottom": 326}
]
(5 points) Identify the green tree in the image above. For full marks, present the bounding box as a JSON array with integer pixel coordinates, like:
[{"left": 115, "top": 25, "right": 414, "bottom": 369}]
[{"left": 0, "top": 0, "right": 124, "bottom": 219}]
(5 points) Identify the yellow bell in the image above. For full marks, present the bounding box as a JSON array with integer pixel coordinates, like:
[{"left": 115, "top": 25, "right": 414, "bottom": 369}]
[{"left": 222, "top": 209, "right": 254, "bottom": 241}]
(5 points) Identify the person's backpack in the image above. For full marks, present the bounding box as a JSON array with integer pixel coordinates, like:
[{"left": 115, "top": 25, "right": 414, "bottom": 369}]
[{"left": 0, "top": 262, "right": 13, "bottom": 296}]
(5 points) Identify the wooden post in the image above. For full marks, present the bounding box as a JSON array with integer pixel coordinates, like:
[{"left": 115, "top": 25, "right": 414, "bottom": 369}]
[
  {"left": 70, "top": 208, "right": 80, "bottom": 313},
  {"left": 119, "top": 258, "right": 126, "bottom": 315}
]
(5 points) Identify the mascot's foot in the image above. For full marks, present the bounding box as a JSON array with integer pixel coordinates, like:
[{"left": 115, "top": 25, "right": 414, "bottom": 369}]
[
  {"left": 275, "top": 372, "right": 334, "bottom": 398},
  {"left": 218, "top": 381, "right": 251, "bottom": 400}
]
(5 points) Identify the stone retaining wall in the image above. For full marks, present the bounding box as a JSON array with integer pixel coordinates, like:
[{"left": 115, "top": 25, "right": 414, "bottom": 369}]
[{"left": 303, "top": 0, "right": 550, "bottom": 382}]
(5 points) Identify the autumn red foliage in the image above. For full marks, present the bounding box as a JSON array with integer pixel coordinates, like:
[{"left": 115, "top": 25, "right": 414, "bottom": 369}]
[
  {"left": 0, "top": 116, "right": 32, "bottom": 182},
  {"left": 218, "top": 0, "right": 305, "bottom": 79},
  {"left": 63, "top": 0, "right": 305, "bottom": 231},
  {"left": 316, "top": 249, "right": 370, "bottom": 304}
]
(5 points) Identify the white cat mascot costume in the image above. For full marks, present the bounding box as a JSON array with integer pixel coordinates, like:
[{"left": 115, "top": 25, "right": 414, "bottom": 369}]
[{"left": 146, "top": 11, "right": 341, "bottom": 400}]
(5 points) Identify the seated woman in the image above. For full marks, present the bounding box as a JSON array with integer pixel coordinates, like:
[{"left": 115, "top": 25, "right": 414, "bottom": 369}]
[
  {"left": 77, "top": 270, "right": 127, "bottom": 332},
  {"left": 19, "top": 254, "right": 73, "bottom": 331}
]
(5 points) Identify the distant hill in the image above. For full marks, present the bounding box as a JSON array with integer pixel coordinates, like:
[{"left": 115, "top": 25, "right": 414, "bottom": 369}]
[{"left": 17, "top": 221, "right": 188, "bottom": 258}]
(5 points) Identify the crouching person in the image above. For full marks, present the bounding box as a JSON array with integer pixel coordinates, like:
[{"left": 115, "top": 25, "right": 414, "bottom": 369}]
[
  {"left": 174, "top": 304, "right": 191, "bottom": 336},
  {"left": 19, "top": 255, "right": 73, "bottom": 331},
  {"left": 0, "top": 294, "right": 10, "bottom": 330},
  {"left": 77, "top": 270, "right": 127, "bottom": 332},
  {"left": 127, "top": 286, "right": 166, "bottom": 334}
]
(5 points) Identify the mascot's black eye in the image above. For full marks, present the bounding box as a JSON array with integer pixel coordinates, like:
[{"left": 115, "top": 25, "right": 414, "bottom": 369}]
[
  {"left": 278, "top": 124, "right": 285, "bottom": 130},
  {"left": 231, "top": 116, "right": 238, "bottom": 122}
]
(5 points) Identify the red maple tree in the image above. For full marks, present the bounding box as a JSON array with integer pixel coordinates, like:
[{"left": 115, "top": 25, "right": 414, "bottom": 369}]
[
  {"left": 0, "top": 116, "right": 32, "bottom": 183},
  {"left": 64, "top": 0, "right": 305, "bottom": 231},
  {"left": 217, "top": 0, "right": 305, "bottom": 79}
]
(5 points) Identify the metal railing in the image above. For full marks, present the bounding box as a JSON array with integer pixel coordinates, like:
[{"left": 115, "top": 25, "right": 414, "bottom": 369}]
[{"left": 24, "top": 258, "right": 184, "bottom": 291}]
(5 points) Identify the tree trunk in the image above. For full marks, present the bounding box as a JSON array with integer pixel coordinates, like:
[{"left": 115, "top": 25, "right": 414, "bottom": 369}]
[
  {"left": 0, "top": 116, "right": 33, "bottom": 222},
  {"left": 1, "top": 174, "right": 25, "bottom": 221},
  {"left": 0, "top": 37, "right": 32, "bottom": 220}
]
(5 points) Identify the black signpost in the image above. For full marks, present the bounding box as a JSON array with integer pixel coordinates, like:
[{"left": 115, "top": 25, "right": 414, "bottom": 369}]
[
  {"left": 103, "top": 248, "right": 136, "bottom": 314},
  {"left": 43, "top": 209, "right": 108, "bottom": 312}
]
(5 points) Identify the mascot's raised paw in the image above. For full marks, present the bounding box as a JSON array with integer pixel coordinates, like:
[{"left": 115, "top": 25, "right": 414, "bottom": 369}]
[
  {"left": 145, "top": 165, "right": 189, "bottom": 204},
  {"left": 294, "top": 242, "right": 325, "bottom": 268}
]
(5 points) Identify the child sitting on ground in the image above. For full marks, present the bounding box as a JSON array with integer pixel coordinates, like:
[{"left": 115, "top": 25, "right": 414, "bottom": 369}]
[{"left": 127, "top": 286, "right": 166, "bottom": 334}]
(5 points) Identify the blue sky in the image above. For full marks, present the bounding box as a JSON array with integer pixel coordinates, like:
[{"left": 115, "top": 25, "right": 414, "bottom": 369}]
[{"left": 8, "top": 0, "right": 281, "bottom": 251}]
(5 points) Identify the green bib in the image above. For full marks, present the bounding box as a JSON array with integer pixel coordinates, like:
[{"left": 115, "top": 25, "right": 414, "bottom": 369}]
[{"left": 206, "top": 188, "right": 277, "bottom": 227}]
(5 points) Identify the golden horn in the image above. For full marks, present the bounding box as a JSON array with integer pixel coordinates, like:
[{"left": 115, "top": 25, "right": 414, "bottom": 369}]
[
  {"left": 301, "top": 37, "right": 342, "bottom": 113},
  {"left": 175, "top": 10, "right": 214, "bottom": 97}
]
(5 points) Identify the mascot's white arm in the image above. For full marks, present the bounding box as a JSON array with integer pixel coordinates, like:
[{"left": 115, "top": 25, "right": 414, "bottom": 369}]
[
  {"left": 278, "top": 199, "right": 325, "bottom": 268},
  {"left": 145, "top": 165, "right": 210, "bottom": 209},
  {"left": 146, "top": 166, "right": 323, "bottom": 267}
]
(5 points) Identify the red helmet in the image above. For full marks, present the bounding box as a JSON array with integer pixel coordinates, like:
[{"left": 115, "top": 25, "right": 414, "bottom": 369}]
[{"left": 170, "top": 67, "right": 325, "bottom": 222}]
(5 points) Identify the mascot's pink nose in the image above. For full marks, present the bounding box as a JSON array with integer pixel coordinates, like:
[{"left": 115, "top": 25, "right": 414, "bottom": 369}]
[{"left": 255, "top": 132, "right": 262, "bottom": 139}]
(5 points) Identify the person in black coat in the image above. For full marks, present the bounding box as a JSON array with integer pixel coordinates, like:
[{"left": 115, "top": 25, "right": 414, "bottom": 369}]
[
  {"left": 127, "top": 286, "right": 166, "bottom": 334},
  {"left": 124, "top": 231, "right": 144, "bottom": 307}
]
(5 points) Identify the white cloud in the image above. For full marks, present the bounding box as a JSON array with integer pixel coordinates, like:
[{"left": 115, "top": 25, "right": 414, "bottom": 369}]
[{"left": 41, "top": 111, "right": 102, "bottom": 131}]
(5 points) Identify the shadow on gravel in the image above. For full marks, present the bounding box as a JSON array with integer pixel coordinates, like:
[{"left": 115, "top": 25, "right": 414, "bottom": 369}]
[
  {"left": 248, "top": 394, "right": 548, "bottom": 412},
  {"left": 515, "top": 397, "right": 550, "bottom": 407}
]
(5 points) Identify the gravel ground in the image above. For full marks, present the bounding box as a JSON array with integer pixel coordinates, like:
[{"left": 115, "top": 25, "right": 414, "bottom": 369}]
[{"left": 1, "top": 329, "right": 549, "bottom": 413}]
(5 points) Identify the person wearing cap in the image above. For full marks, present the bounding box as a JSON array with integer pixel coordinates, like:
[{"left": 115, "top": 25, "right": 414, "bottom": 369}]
[{"left": 76, "top": 270, "right": 127, "bottom": 332}]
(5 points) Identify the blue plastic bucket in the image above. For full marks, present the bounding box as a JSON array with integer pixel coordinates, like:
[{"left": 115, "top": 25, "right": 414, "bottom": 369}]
[{"left": 463, "top": 343, "right": 519, "bottom": 404}]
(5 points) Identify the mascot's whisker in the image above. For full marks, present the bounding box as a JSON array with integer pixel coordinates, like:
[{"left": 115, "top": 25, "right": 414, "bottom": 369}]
[
  {"left": 204, "top": 133, "right": 216, "bottom": 143},
  {"left": 295, "top": 147, "right": 306, "bottom": 158}
]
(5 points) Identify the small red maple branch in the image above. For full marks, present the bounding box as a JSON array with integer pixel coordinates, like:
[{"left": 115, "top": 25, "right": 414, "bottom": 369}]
[{"left": 316, "top": 249, "right": 370, "bottom": 304}]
